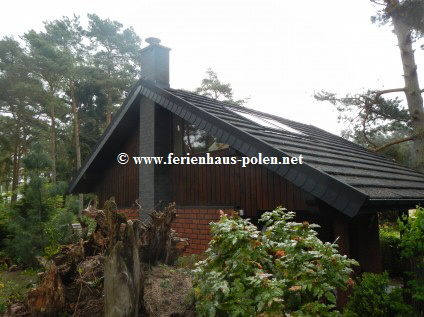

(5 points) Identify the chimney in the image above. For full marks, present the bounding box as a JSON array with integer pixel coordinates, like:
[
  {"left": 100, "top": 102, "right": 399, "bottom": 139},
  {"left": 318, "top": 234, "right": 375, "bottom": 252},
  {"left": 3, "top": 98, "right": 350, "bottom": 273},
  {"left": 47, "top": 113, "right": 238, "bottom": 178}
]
[
  {"left": 139, "top": 37, "right": 172, "bottom": 218},
  {"left": 140, "top": 37, "right": 171, "bottom": 88}
]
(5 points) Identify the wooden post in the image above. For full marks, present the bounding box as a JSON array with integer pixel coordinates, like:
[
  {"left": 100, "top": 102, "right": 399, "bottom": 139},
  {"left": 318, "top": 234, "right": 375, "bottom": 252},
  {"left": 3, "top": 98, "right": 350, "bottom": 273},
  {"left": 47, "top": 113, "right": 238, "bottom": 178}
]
[
  {"left": 351, "top": 214, "right": 382, "bottom": 274},
  {"left": 333, "top": 213, "right": 351, "bottom": 309}
]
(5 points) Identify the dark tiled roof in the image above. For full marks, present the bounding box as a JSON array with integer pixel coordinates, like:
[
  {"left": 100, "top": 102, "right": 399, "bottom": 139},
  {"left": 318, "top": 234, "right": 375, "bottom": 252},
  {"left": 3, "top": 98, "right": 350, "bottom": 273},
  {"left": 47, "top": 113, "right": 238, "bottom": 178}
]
[
  {"left": 69, "top": 79, "right": 424, "bottom": 217},
  {"left": 167, "top": 88, "right": 424, "bottom": 202}
]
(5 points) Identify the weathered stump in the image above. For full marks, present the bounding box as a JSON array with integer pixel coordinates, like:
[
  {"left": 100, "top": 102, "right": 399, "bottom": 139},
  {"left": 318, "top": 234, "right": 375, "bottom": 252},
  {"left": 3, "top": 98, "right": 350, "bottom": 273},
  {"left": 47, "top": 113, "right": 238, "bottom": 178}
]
[
  {"left": 139, "top": 203, "right": 188, "bottom": 265},
  {"left": 18, "top": 201, "right": 188, "bottom": 317},
  {"left": 104, "top": 221, "right": 141, "bottom": 317},
  {"left": 26, "top": 263, "right": 65, "bottom": 317}
]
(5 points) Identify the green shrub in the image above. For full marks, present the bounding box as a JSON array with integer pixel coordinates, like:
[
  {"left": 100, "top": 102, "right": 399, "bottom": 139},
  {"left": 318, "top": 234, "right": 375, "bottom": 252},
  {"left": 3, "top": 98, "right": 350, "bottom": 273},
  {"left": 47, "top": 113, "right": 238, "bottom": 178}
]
[
  {"left": 0, "top": 199, "right": 10, "bottom": 249},
  {"left": 44, "top": 197, "right": 78, "bottom": 258},
  {"left": 379, "top": 226, "right": 401, "bottom": 246},
  {"left": 4, "top": 144, "right": 77, "bottom": 265},
  {"left": 398, "top": 207, "right": 424, "bottom": 309},
  {"left": 379, "top": 227, "right": 403, "bottom": 277},
  {"left": 193, "top": 208, "right": 357, "bottom": 317},
  {"left": 176, "top": 254, "right": 205, "bottom": 270},
  {"left": 398, "top": 207, "right": 424, "bottom": 259},
  {"left": 343, "top": 272, "right": 415, "bottom": 317}
]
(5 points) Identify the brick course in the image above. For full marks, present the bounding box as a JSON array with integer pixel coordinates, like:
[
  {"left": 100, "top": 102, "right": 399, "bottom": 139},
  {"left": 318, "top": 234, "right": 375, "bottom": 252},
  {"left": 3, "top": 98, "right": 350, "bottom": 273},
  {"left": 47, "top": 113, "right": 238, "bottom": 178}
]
[
  {"left": 172, "top": 208, "right": 233, "bottom": 255},
  {"left": 117, "top": 208, "right": 140, "bottom": 220},
  {"left": 118, "top": 207, "right": 233, "bottom": 255}
]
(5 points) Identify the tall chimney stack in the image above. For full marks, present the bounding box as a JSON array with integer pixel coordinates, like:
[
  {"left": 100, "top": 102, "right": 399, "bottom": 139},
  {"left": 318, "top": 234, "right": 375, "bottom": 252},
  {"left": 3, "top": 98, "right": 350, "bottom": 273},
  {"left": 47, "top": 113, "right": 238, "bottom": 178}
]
[
  {"left": 139, "top": 37, "right": 171, "bottom": 88},
  {"left": 139, "top": 38, "right": 172, "bottom": 218}
]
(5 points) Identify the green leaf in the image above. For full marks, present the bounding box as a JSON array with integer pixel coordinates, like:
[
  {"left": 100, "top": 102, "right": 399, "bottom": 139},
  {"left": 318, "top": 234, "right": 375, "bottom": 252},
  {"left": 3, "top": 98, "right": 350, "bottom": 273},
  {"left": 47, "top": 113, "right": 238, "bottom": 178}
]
[{"left": 325, "top": 291, "right": 336, "bottom": 303}]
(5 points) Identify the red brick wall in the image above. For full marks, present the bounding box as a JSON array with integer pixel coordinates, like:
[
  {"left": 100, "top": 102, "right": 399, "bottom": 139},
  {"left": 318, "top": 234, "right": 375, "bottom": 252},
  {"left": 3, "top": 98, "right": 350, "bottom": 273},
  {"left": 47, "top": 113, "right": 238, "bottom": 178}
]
[
  {"left": 117, "top": 208, "right": 139, "bottom": 220},
  {"left": 172, "top": 208, "right": 233, "bottom": 254},
  {"left": 118, "top": 207, "right": 233, "bottom": 255}
]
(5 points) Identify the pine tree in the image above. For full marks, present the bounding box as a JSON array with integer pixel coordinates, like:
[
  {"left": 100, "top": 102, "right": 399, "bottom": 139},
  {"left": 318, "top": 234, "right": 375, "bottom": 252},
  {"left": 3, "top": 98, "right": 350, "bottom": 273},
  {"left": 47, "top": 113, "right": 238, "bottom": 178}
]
[
  {"left": 0, "top": 37, "right": 46, "bottom": 202},
  {"left": 24, "top": 30, "right": 69, "bottom": 184},
  {"left": 87, "top": 13, "right": 141, "bottom": 127},
  {"left": 315, "top": 0, "right": 424, "bottom": 172},
  {"left": 195, "top": 68, "right": 249, "bottom": 105}
]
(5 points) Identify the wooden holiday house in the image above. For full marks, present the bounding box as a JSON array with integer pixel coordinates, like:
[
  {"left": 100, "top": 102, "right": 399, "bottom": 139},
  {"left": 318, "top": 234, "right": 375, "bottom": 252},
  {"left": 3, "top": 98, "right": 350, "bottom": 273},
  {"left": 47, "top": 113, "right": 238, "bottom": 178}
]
[{"left": 69, "top": 38, "right": 424, "bottom": 274}]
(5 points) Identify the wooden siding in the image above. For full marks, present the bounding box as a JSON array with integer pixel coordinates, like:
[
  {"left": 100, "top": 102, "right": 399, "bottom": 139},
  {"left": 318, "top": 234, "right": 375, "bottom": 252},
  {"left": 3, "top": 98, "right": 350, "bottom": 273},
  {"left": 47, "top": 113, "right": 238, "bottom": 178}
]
[
  {"left": 94, "top": 123, "right": 140, "bottom": 208},
  {"left": 171, "top": 158, "right": 313, "bottom": 217}
]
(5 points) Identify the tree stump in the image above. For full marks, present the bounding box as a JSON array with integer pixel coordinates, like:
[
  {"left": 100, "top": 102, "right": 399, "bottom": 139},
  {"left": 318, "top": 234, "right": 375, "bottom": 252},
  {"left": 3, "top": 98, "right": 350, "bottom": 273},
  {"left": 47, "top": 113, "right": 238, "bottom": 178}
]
[
  {"left": 104, "top": 221, "right": 141, "bottom": 317},
  {"left": 20, "top": 201, "right": 188, "bottom": 317},
  {"left": 26, "top": 263, "right": 65, "bottom": 317}
]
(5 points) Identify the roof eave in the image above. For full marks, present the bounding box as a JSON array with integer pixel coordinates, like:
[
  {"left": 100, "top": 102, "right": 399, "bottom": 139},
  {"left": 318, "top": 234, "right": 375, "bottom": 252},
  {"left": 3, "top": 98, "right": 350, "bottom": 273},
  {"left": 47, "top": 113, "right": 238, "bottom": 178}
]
[{"left": 360, "top": 198, "right": 424, "bottom": 212}]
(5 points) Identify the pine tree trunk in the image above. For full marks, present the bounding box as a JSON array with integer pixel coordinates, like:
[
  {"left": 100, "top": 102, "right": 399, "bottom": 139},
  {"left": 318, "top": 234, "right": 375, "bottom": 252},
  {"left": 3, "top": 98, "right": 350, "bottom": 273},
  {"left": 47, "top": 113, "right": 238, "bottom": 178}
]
[
  {"left": 11, "top": 137, "right": 19, "bottom": 204},
  {"left": 50, "top": 110, "right": 57, "bottom": 184},
  {"left": 69, "top": 80, "right": 81, "bottom": 170},
  {"left": 69, "top": 80, "right": 83, "bottom": 208},
  {"left": 106, "top": 111, "right": 111, "bottom": 127},
  {"left": 11, "top": 115, "right": 21, "bottom": 204},
  {"left": 48, "top": 83, "right": 58, "bottom": 184},
  {"left": 106, "top": 89, "right": 112, "bottom": 127},
  {"left": 0, "top": 167, "right": 3, "bottom": 194},
  {"left": 392, "top": 16, "right": 424, "bottom": 173},
  {"left": 5, "top": 171, "right": 9, "bottom": 193}
]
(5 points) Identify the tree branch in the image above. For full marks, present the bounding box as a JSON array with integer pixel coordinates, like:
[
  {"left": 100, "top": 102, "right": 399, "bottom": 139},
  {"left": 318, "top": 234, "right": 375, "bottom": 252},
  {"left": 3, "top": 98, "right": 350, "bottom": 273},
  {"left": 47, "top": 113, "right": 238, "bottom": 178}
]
[
  {"left": 372, "top": 87, "right": 406, "bottom": 100},
  {"left": 360, "top": 88, "right": 407, "bottom": 148},
  {"left": 370, "top": 0, "right": 386, "bottom": 6},
  {"left": 372, "top": 135, "right": 414, "bottom": 152},
  {"left": 316, "top": 87, "right": 414, "bottom": 151},
  {"left": 320, "top": 97, "right": 361, "bottom": 102},
  {"left": 362, "top": 100, "right": 377, "bottom": 148}
]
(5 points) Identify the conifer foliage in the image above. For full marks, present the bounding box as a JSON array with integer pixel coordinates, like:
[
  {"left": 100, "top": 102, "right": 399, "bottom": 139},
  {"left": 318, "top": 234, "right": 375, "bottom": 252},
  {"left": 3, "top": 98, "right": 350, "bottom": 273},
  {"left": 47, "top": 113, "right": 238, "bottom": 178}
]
[
  {"left": 0, "top": 14, "right": 142, "bottom": 193},
  {"left": 0, "top": 14, "right": 142, "bottom": 265},
  {"left": 5, "top": 144, "right": 75, "bottom": 265}
]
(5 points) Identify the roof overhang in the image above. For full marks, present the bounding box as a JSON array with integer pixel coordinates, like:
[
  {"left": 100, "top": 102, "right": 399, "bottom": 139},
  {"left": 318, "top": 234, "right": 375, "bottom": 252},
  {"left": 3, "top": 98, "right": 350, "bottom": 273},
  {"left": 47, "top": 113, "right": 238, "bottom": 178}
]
[{"left": 360, "top": 198, "right": 424, "bottom": 213}]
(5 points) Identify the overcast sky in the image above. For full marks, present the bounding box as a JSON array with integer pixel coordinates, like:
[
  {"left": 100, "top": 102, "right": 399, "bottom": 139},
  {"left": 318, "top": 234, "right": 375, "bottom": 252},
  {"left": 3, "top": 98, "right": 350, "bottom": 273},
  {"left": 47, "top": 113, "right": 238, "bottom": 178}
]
[{"left": 2, "top": 0, "right": 423, "bottom": 135}]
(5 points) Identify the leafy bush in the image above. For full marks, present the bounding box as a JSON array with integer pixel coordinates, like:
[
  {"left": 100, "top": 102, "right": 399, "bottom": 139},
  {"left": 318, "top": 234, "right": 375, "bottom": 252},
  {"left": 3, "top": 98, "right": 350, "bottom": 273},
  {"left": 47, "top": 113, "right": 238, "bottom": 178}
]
[
  {"left": 0, "top": 199, "right": 10, "bottom": 250},
  {"left": 398, "top": 207, "right": 424, "bottom": 307},
  {"left": 380, "top": 226, "right": 401, "bottom": 246},
  {"left": 176, "top": 254, "right": 205, "bottom": 270},
  {"left": 44, "top": 196, "right": 78, "bottom": 258},
  {"left": 399, "top": 207, "right": 424, "bottom": 258},
  {"left": 379, "top": 226, "right": 402, "bottom": 276},
  {"left": 343, "top": 272, "right": 415, "bottom": 317},
  {"left": 193, "top": 208, "right": 357, "bottom": 316}
]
